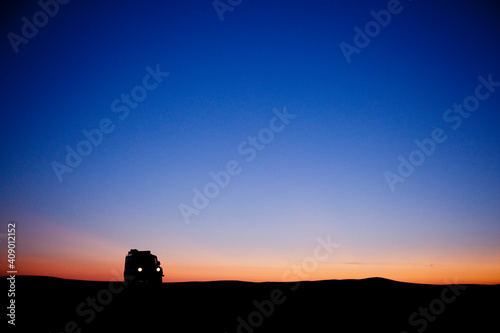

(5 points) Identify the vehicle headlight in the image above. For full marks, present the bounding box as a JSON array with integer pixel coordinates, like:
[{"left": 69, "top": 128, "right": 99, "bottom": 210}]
[
  {"left": 156, "top": 267, "right": 161, "bottom": 272},
  {"left": 138, "top": 267, "right": 143, "bottom": 272}
]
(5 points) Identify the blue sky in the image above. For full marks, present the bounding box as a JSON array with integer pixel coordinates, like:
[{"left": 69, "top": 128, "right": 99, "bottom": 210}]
[{"left": 1, "top": 0, "right": 499, "bottom": 283}]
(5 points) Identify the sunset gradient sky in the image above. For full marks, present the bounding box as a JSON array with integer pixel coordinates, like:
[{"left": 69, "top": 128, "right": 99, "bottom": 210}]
[{"left": 1, "top": 0, "right": 499, "bottom": 284}]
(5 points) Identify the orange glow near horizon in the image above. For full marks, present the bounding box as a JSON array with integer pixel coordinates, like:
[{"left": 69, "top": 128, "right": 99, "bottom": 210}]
[
  {"left": 15, "top": 255, "right": 500, "bottom": 285},
  {"left": 5, "top": 223, "right": 499, "bottom": 285}
]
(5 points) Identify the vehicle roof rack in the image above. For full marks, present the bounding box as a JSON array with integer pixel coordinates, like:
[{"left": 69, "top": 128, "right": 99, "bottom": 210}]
[{"left": 128, "top": 249, "right": 151, "bottom": 255}]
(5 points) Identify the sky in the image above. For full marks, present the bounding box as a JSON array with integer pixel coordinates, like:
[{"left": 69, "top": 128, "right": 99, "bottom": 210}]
[{"left": 0, "top": 0, "right": 499, "bottom": 284}]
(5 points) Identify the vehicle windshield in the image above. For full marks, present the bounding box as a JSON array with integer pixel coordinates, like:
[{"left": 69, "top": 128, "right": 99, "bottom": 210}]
[{"left": 126, "top": 255, "right": 157, "bottom": 267}]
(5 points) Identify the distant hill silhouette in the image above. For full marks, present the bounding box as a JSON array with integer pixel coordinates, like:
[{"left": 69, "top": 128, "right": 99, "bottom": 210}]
[{"left": 5, "top": 276, "right": 499, "bottom": 332}]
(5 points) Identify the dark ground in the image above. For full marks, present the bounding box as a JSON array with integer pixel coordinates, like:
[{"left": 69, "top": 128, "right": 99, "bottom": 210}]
[{"left": 4, "top": 276, "right": 499, "bottom": 332}]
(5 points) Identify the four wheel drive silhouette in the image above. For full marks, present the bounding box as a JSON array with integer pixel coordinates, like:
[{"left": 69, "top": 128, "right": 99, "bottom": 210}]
[{"left": 124, "top": 249, "right": 164, "bottom": 284}]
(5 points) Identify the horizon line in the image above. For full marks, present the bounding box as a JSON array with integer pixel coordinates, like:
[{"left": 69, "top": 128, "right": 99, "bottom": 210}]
[{"left": 6, "top": 274, "right": 500, "bottom": 286}]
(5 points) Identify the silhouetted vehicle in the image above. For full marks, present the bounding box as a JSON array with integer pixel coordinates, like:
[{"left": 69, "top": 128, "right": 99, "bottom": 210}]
[{"left": 124, "top": 249, "right": 163, "bottom": 284}]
